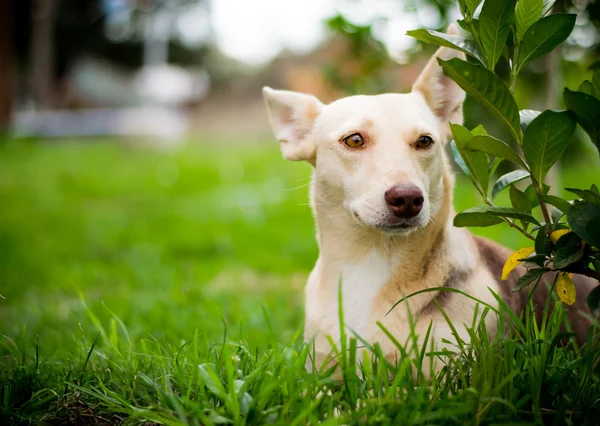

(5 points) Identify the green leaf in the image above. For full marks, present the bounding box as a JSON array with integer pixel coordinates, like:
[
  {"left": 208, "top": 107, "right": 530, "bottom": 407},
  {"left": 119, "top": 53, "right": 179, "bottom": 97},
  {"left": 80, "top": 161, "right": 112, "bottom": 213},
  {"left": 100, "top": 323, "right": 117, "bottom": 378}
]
[
  {"left": 471, "top": 124, "right": 488, "bottom": 136},
  {"left": 591, "top": 258, "right": 600, "bottom": 272},
  {"left": 479, "top": 0, "right": 516, "bottom": 69},
  {"left": 541, "top": 0, "right": 555, "bottom": 16},
  {"left": 450, "top": 140, "right": 471, "bottom": 178},
  {"left": 407, "top": 29, "right": 485, "bottom": 64},
  {"left": 465, "top": 0, "right": 483, "bottom": 16},
  {"left": 492, "top": 169, "right": 530, "bottom": 199},
  {"left": 521, "top": 253, "right": 548, "bottom": 267},
  {"left": 454, "top": 212, "right": 504, "bottom": 227},
  {"left": 565, "top": 188, "right": 600, "bottom": 207},
  {"left": 451, "top": 123, "right": 474, "bottom": 143},
  {"left": 488, "top": 158, "right": 502, "bottom": 177},
  {"left": 513, "top": 268, "right": 547, "bottom": 292},
  {"left": 465, "top": 135, "right": 527, "bottom": 167},
  {"left": 553, "top": 232, "right": 584, "bottom": 268},
  {"left": 592, "top": 69, "right": 600, "bottom": 99},
  {"left": 564, "top": 89, "right": 600, "bottom": 152},
  {"left": 198, "top": 364, "right": 227, "bottom": 399},
  {"left": 439, "top": 58, "right": 522, "bottom": 142},
  {"left": 565, "top": 188, "right": 585, "bottom": 198},
  {"left": 540, "top": 195, "right": 571, "bottom": 214},
  {"left": 587, "top": 286, "right": 600, "bottom": 317},
  {"left": 517, "top": 14, "right": 576, "bottom": 73},
  {"left": 523, "top": 110, "right": 576, "bottom": 184},
  {"left": 550, "top": 206, "right": 564, "bottom": 224},
  {"left": 510, "top": 184, "right": 534, "bottom": 231},
  {"left": 454, "top": 206, "right": 540, "bottom": 228},
  {"left": 535, "top": 224, "right": 551, "bottom": 255},
  {"left": 520, "top": 109, "right": 541, "bottom": 132},
  {"left": 524, "top": 183, "right": 549, "bottom": 207},
  {"left": 457, "top": 18, "right": 480, "bottom": 33},
  {"left": 451, "top": 124, "right": 489, "bottom": 195},
  {"left": 516, "top": 0, "right": 543, "bottom": 41},
  {"left": 458, "top": 0, "right": 469, "bottom": 16},
  {"left": 510, "top": 184, "right": 533, "bottom": 213},
  {"left": 567, "top": 200, "right": 600, "bottom": 247},
  {"left": 578, "top": 80, "right": 594, "bottom": 96}
]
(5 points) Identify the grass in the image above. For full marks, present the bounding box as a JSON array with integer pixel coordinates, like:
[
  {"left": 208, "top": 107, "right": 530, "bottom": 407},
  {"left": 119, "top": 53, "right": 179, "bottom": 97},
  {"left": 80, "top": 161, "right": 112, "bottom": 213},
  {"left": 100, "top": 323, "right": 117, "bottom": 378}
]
[{"left": 0, "top": 139, "right": 599, "bottom": 425}]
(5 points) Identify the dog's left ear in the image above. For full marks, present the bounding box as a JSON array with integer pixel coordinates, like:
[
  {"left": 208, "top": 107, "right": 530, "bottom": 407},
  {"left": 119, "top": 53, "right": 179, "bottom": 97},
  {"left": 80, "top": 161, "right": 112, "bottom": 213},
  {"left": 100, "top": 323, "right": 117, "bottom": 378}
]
[
  {"left": 412, "top": 24, "right": 466, "bottom": 140},
  {"left": 263, "top": 87, "right": 324, "bottom": 163}
]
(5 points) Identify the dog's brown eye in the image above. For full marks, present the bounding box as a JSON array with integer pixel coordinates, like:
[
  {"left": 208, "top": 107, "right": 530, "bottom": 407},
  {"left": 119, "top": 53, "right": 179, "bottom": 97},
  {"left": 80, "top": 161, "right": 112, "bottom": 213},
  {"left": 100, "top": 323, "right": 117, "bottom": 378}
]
[
  {"left": 416, "top": 135, "right": 434, "bottom": 149},
  {"left": 343, "top": 133, "right": 365, "bottom": 148}
]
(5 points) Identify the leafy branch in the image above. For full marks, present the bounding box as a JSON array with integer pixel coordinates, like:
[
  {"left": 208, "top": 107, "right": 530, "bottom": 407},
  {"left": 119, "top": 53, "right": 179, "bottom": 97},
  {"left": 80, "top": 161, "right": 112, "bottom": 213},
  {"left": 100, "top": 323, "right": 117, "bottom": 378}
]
[{"left": 408, "top": 0, "right": 600, "bottom": 313}]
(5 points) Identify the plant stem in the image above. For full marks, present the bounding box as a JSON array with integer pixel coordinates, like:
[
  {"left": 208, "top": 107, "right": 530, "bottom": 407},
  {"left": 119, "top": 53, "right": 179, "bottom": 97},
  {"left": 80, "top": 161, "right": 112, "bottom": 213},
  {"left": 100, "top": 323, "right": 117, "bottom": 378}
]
[
  {"left": 551, "top": 267, "right": 600, "bottom": 282},
  {"left": 508, "top": 33, "right": 526, "bottom": 144},
  {"left": 510, "top": 43, "right": 520, "bottom": 94},
  {"left": 501, "top": 217, "right": 536, "bottom": 241},
  {"left": 465, "top": 17, "right": 486, "bottom": 64},
  {"left": 484, "top": 197, "right": 536, "bottom": 241},
  {"left": 531, "top": 177, "right": 553, "bottom": 231}
]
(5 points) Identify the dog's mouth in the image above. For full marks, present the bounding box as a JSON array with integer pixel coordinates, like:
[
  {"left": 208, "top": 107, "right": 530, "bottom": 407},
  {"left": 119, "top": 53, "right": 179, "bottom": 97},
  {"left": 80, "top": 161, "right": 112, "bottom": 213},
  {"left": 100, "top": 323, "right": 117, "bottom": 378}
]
[
  {"left": 378, "top": 222, "right": 412, "bottom": 230},
  {"left": 376, "top": 221, "right": 420, "bottom": 234},
  {"left": 352, "top": 210, "right": 423, "bottom": 234}
]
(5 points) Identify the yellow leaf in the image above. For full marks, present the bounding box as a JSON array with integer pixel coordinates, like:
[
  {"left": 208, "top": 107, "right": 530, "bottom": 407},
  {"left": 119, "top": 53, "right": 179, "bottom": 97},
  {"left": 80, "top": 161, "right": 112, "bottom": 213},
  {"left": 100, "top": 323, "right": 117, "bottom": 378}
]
[
  {"left": 502, "top": 247, "right": 535, "bottom": 280},
  {"left": 550, "top": 229, "right": 570, "bottom": 244},
  {"left": 556, "top": 273, "right": 576, "bottom": 305}
]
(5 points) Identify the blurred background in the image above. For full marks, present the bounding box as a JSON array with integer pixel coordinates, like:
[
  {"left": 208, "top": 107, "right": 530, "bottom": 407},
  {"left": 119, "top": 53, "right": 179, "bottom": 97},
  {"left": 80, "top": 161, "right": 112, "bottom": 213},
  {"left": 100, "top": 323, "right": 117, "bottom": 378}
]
[{"left": 0, "top": 0, "right": 599, "bottom": 352}]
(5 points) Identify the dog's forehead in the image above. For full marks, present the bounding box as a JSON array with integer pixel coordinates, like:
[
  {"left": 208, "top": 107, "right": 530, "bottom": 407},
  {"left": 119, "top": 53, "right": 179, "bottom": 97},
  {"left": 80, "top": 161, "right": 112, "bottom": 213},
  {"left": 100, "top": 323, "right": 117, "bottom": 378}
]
[{"left": 318, "top": 92, "right": 436, "bottom": 129}]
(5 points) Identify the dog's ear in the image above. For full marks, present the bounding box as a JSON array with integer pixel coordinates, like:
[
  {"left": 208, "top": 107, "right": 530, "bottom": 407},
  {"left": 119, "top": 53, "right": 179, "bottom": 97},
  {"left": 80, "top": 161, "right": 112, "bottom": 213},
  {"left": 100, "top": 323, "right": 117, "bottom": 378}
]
[
  {"left": 263, "top": 87, "right": 324, "bottom": 163},
  {"left": 412, "top": 24, "right": 466, "bottom": 139}
]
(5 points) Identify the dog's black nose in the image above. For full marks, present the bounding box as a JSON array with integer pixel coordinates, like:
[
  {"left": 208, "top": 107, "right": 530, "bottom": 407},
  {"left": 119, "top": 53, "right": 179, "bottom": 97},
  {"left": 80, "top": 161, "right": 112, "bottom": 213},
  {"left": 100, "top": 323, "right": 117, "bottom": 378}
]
[{"left": 384, "top": 184, "right": 424, "bottom": 218}]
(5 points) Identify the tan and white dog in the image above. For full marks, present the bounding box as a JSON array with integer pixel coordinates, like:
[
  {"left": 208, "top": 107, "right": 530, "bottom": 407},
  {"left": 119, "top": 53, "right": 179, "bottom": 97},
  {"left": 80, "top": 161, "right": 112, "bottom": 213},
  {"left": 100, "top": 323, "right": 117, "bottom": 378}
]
[{"left": 263, "top": 25, "right": 594, "bottom": 371}]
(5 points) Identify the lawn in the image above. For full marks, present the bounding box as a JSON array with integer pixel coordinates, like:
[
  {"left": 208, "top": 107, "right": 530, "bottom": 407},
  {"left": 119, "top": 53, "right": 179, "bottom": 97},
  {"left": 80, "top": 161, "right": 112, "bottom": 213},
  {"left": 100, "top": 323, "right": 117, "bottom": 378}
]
[{"left": 1, "top": 139, "right": 599, "bottom": 424}]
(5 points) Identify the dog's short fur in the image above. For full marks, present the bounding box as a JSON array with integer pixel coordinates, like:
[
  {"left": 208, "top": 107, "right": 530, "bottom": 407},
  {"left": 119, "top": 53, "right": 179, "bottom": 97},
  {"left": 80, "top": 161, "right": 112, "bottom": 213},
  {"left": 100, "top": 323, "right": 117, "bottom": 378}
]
[{"left": 263, "top": 25, "right": 595, "bottom": 370}]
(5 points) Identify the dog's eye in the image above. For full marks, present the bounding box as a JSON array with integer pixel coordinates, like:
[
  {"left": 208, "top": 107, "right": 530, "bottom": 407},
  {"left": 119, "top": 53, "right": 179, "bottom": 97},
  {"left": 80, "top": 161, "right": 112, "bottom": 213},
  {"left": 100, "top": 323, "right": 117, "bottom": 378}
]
[
  {"left": 343, "top": 133, "right": 365, "bottom": 148},
  {"left": 416, "top": 135, "right": 434, "bottom": 149}
]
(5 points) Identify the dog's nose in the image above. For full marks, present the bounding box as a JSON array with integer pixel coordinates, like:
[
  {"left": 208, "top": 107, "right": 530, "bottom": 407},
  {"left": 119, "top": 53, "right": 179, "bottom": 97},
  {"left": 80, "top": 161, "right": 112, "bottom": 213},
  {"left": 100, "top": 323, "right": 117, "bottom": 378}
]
[{"left": 384, "top": 184, "right": 424, "bottom": 218}]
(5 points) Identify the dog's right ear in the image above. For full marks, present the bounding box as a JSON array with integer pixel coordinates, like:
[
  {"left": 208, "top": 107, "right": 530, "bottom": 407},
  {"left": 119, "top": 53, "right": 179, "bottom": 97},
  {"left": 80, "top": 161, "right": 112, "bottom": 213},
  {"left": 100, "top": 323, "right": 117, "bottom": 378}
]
[
  {"left": 263, "top": 87, "right": 324, "bottom": 163},
  {"left": 412, "top": 24, "right": 466, "bottom": 141}
]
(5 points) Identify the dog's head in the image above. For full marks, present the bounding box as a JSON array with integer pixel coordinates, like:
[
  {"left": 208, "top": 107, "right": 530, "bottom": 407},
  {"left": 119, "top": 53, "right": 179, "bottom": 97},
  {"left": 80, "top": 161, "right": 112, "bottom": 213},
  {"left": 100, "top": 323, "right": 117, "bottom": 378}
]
[{"left": 263, "top": 26, "right": 465, "bottom": 236}]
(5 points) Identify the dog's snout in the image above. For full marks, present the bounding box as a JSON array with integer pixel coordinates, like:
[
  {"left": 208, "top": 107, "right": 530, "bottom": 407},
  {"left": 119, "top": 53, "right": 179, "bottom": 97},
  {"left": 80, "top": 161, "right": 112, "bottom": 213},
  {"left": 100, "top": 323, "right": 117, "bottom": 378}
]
[{"left": 384, "top": 184, "right": 424, "bottom": 218}]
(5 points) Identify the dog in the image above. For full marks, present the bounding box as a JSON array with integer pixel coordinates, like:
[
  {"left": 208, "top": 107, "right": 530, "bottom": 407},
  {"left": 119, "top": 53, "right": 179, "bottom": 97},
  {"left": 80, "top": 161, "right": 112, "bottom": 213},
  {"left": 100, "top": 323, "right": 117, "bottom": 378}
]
[{"left": 262, "top": 25, "right": 595, "bottom": 372}]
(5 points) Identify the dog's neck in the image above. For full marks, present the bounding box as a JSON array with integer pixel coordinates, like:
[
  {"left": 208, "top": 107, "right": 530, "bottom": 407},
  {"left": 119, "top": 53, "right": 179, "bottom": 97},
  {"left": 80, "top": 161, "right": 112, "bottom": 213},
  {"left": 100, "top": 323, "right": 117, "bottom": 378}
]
[{"left": 311, "top": 164, "right": 472, "bottom": 287}]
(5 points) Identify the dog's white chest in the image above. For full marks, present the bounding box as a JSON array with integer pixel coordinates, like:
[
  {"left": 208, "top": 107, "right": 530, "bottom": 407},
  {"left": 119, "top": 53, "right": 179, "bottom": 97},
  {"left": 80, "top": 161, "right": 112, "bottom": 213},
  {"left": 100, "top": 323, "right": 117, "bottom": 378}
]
[{"left": 338, "top": 251, "right": 392, "bottom": 336}]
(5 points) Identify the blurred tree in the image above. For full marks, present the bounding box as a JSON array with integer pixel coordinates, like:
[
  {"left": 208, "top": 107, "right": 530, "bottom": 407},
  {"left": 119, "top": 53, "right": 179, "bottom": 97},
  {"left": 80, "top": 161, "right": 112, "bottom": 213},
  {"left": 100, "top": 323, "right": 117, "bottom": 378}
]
[
  {"left": 31, "top": 0, "right": 56, "bottom": 109},
  {"left": 8, "top": 0, "right": 211, "bottom": 111},
  {"left": 0, "top": 0, "right": 14, "bottom": 132},
  {"left": 322, "top": 14, "right": 392, "bottom": 94},
  {"left": 325, "top": 0, "right": 599, "bottom": 97},
  {"left": 88, "top": 0, "right": 211, "bottom": 69},
  {"left": 322, "top": 0, "right": 458, "bottom": 95}
]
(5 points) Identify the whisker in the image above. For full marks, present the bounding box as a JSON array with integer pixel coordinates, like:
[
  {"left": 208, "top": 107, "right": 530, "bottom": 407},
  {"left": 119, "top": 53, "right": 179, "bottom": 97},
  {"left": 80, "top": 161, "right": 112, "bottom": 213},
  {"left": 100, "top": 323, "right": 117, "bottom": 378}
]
[{"left": 287, "top": 182, "right": 312, "bottom": 191}]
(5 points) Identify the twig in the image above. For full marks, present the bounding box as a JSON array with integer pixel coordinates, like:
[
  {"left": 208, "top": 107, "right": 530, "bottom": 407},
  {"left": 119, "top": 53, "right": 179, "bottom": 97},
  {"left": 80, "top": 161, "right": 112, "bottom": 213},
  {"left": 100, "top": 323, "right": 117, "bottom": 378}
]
[
  {"left": 510, "top": 43, "right": 520, "bottom": 95},
  {"left": 483, "top": 198, "right": 536, "bottom": 241},
  {"left": 501, "top": 217, "right": 536, "bottom": 241},
  {"left": 549, "top": 267, "right": 600, "bottom": 282},
  {"left": 531, "top": 178, "right": 553, "bottom": 231}
]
